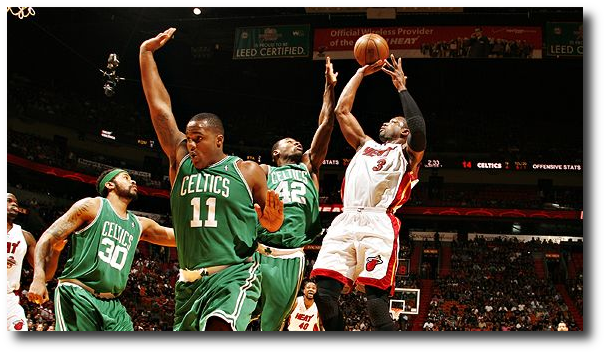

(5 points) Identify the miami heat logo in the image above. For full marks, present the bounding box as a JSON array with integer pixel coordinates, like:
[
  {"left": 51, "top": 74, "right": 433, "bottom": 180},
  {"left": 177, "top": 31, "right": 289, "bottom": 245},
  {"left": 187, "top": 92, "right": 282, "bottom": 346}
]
[
  {"left": 365, "top": 255, "right": 383, "bottom": 272},
  {"left": 12, "top": 319, "right": 25, "bottom": 331}
]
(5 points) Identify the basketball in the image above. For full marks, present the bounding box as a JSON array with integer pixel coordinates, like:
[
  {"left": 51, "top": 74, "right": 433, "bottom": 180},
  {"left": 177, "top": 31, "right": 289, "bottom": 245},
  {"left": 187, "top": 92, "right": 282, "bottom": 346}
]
[{"left": 353, "top": 33, "right": 390, "bottom": 66}]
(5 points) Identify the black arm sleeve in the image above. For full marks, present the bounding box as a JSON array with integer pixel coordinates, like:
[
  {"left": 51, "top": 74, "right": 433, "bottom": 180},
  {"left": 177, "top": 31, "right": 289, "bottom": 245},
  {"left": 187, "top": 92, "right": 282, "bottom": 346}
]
[{"left": 399, "top": 90, "right": 426, "bottom": 152}]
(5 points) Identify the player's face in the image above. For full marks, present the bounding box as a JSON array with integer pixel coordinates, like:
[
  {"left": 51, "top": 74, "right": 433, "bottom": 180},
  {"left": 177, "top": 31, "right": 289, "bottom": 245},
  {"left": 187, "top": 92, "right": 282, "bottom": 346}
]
[
  {"left": 7, "top": 194, "right": 19, "bottom": 219},
  {"left": 186, "top": 122, "right": 223, "bottom": 169},
  {"left": 379, "top": 117, "right": 406, "bottom": 142},
  {"left": 304, "top": 282, "right": 317, "bottom": 299},
  {"left": 112, "top": 172, "right": 138, "bottom": 200},
  {"left": 277, "top": 138, "right": 303, "bottom": 162}
]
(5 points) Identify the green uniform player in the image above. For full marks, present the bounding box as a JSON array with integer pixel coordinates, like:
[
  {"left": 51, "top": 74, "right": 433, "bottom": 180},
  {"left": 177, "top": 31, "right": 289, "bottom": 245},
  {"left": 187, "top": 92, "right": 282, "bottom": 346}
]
[
  {"left": 259, "top": 163, "right": 322, "bottom": 249},
  {"left": 171, "top": 155, "right": 263, "bottom": 331},
  {"left": 140, "top": 27, "right": 284, "bottom": 331},
  {"left": 55, "top": 197, "right": 141, "bottom": 331},
  {"left": 253, "top": 56, "right": 338, "bottom": 331},
  {"left": 28, "top": 169, "right": 176, "bottom": 331}
]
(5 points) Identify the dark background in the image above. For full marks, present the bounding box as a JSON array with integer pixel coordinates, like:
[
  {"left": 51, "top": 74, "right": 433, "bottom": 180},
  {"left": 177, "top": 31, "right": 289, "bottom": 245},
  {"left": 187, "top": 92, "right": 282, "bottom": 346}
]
[{"left": 7, "top": 7, "right": 583, "bottom": 161}]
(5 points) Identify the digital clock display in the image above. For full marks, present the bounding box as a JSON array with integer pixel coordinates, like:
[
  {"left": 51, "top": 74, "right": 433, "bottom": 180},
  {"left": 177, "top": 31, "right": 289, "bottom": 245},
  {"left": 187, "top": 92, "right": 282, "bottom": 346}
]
[{"left": 424, "top": 159, "right": 441, "bottom": 168}]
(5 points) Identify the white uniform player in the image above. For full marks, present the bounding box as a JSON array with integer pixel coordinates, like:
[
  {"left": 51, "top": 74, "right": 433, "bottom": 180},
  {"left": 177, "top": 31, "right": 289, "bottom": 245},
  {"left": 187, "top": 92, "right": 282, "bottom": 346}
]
[
  {"left": 287, "top": 296, "right": 322, "bottom": 331},
  {"left": 7, "top": 193, "right": 36, "bottom": 331},
  {"left": 286, "top": 280, "right": 323, "bottom": 331},
  {"left": 312, "top": 140, "right": 417, "bottom": 293},
  {"left": 310, "top": 55, "right": 425, "bottom": 331},
  {"left": 8, "top": 223, "right": 28, "bottom": 330}
]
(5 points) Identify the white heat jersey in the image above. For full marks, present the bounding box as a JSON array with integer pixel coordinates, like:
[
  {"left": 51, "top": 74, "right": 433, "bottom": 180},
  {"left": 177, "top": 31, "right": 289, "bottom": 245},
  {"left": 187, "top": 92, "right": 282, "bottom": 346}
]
[
  {"left": 287, "top": 296, "right": 322, "bottom": 331},
  {"left": 342, "top": 140, "right": 417, "bottom": 211},
  {"left": 7, "top": 223, "right": 28, "bottom": 293}
]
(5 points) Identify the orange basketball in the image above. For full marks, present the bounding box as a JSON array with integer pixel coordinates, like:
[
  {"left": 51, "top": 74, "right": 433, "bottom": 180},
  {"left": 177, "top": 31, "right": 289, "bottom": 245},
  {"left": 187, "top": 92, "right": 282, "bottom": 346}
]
[{"left": 353, "top": 33, "right": 390, "bottom": 66}]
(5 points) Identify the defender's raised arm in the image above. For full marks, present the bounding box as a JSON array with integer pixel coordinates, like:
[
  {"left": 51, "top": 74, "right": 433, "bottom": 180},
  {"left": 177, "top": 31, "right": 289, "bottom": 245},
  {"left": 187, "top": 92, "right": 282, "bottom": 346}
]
[{"left": 140, "top": 27, "right": 187, "bottom": 183}]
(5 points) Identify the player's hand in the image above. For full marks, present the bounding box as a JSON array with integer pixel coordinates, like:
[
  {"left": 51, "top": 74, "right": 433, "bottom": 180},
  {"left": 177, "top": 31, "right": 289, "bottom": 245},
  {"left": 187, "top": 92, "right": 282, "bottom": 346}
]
[
  {"left": 325, "top": 56, "right": 338, "bottom": 87},
  {"left": 27, "top": 279, "right": 50, "bottom": 305},
  {"left": 358, "top": 59, "right": 385, "bottom": 77},
  {"left": 7, "top": 255, "right": 16, "bottom": 269},
  {"left": 140, "top": 27, "right": 176, "bottom": 53},
  {"left": 255, "top": 190, "right": 284, "bottom": 233},
  {"left": 381, "top": 54, "right": 407, "bottom": 91}
]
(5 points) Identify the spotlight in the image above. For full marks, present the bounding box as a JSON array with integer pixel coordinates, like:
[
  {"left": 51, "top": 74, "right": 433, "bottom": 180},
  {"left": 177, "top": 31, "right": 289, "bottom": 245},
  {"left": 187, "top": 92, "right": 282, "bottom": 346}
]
[{"left": 193, "top": 8, "right": 202, "bottom": 15}]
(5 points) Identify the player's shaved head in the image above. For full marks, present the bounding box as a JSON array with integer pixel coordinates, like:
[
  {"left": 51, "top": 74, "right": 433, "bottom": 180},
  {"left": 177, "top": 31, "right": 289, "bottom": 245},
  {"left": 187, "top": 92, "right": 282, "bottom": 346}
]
[{"left": 189, "top": 113, "right": 224, "bottom": 135}]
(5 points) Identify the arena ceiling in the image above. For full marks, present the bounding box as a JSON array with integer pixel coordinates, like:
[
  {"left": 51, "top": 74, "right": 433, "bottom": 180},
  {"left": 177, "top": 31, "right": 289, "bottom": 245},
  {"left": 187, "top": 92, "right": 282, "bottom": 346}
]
[{"left": 7, "top": 7, "right": 583, "bottom": 141}]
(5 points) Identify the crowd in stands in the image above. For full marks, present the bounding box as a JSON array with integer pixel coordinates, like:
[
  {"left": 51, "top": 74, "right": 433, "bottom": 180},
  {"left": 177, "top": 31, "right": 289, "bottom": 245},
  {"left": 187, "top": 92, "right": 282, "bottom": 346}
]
[
  {"left": 8, "top": 128, "right": 165, "bottom": 190},
  {"left": 412, "top": 183, "right": 583, "bottom": 211},
  {"left": 8, "top": 73, "right": 154, "bottom": 146},
  {"left": 423, "top": 237, "right": 581, "bottom": 331},
  {"left": 420, "top": 37, "right": 534, "bottom": 59},
  {"left": 567, "top": 273, "right": 583, "bottom": 315},
  {"left": 122, "top": 252, "right": 179, "bottom": 331}
]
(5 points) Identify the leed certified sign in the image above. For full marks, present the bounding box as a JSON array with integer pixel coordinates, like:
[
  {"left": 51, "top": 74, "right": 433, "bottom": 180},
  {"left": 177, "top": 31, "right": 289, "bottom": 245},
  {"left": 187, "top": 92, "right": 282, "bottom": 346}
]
[
  {"left": 545, "top": 22, "right": 583, "bottom": 57},
  {"left": 234, "top": 25, "right": 310, "bottom": 59}
]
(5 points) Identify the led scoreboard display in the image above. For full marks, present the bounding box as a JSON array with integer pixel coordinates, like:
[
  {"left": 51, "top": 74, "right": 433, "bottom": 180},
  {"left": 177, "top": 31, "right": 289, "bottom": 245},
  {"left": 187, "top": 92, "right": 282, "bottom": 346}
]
[
  {"left": 460, "top": 160, "right": 581, "bottom": 171},
  {"left": 326, "top": 157, "right": 581, "bottom": 172}
]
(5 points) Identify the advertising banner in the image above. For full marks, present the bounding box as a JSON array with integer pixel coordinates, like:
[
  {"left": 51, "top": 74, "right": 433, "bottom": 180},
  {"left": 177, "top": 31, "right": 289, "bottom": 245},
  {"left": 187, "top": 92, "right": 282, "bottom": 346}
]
[
  {"left": 313, "top": 25, "right": 542, "bottom": 60},
  {"left": 234, "top": 25, "right": 311, "bottom": 59},
  {"left": 544, "top": 22, "right": 583, "bottom": 57}
]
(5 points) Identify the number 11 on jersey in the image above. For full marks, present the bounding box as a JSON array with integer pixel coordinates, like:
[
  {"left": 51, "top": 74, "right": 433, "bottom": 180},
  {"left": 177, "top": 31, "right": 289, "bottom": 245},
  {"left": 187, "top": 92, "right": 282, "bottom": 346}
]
[{"left": 190, "top": 197, "right": 218, "bottom": 228}]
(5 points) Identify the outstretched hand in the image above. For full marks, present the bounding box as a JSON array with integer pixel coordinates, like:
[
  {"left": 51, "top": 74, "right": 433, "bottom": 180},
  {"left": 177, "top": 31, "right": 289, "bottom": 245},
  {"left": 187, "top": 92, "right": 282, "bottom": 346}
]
[
  {"left": 358, "top": 59, "right": 385, "bottom": 77},
  {"left": 381, "top": 54, "right": 407, "bottom": 91},
  {"left": 325, "top": 56, "right": 338, "bottom": 87},
  {"left": 140, "top": 27, "right": 176, "bottom": 53},
  {"left": 255, "top": 190, "right": 284, "bottom": 233}
]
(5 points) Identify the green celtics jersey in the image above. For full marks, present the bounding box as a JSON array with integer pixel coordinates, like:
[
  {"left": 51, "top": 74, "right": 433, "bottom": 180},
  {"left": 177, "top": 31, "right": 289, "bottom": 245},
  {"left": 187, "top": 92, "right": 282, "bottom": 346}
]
[
  {"left": 170, "top": 155, "right": 257, "bottom": 270},
  {"left": 257, "top": 163, "right": 321, "bottom": 248},
  {"left": 59, "top": 197, "right": 141, "bottom": 295}
]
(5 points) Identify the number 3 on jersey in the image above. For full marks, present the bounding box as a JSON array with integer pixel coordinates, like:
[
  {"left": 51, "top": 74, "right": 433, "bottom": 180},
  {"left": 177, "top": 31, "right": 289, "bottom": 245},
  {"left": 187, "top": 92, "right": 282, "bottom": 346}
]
[
  {"left": 275, "top": 180, "right": 306, "bottom": 204},
  {"left": 190, "top": 197, "right": 218, "bottom": 228},
  {"left": 373, "top": 158, "right": 387, "bottom": 171}
]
